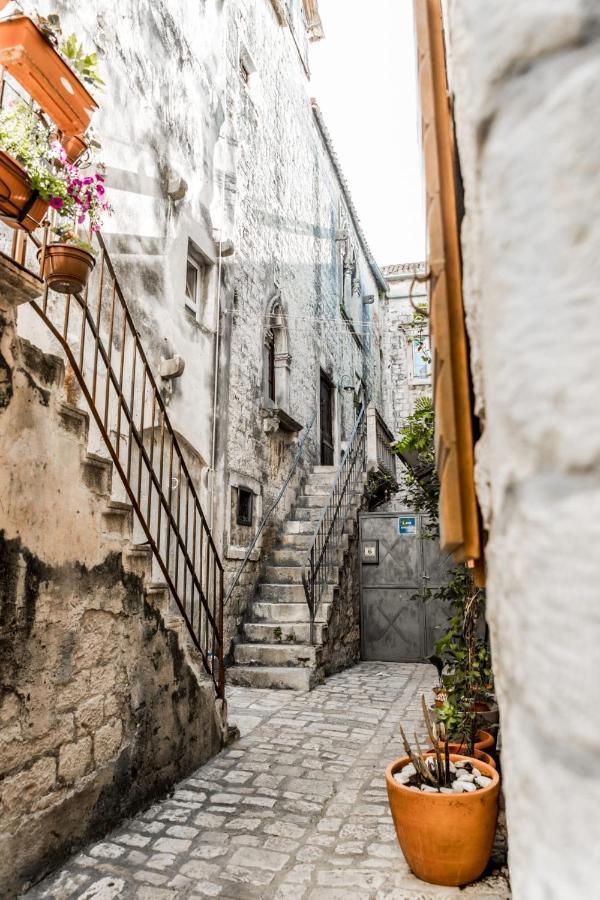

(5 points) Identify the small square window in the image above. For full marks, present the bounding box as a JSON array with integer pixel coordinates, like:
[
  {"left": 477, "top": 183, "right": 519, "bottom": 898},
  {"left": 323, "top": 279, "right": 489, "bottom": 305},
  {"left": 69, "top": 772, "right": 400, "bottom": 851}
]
[
  {"left": 185, "top": 255, "right": 203, "bottom": 312},
  {"left": 237, "top": 487, "right": 253, "bottom": 526}
]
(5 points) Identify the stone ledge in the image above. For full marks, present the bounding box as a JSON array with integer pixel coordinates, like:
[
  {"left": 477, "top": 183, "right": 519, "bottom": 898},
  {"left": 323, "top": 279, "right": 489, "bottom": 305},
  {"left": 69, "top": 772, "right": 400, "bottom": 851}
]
[{"left": 0, "top": 252, "right": 44, "bottom": 309}]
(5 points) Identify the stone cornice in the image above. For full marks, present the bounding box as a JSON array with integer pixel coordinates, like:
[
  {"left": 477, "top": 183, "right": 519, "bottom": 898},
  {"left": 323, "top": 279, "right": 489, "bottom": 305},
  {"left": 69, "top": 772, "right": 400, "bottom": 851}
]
[{"left": 302, "top": 0, "right": 325, "bottom": 41}]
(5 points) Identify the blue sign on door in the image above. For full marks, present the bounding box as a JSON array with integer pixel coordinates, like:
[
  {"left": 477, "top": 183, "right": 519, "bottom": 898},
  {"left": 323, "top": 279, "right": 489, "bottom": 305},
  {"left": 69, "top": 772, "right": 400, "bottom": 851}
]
[{"left": 398, "top": 516, "right": 416, "bottom": 535}]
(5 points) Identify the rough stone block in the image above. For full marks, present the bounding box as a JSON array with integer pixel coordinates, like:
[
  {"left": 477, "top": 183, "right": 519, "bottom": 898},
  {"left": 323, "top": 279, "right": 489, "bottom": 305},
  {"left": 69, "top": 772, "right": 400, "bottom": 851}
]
[
  {"left": 76, "top": 696, "right": 104, "bottom": 732},
  {"left": 1, "top": 756, "right": 56, "bottom": 812},
  {"left": 58, "top": 736, "right": 93, "bottom": 781},
  {"left": 93, "top": 719, "right": 123, "bottom": 765}
]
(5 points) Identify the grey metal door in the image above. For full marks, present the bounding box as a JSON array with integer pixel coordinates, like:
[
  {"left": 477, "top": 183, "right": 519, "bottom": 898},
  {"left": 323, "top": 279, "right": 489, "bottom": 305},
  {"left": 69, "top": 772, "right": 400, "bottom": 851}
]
[{"left": 360, "top": 512, "right": 453, "bottom": 662}]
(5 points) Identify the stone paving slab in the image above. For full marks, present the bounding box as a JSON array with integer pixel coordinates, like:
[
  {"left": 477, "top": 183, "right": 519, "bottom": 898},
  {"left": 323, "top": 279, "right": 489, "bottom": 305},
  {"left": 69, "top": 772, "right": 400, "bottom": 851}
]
[{"left": 23, "top": 663, "right": 510, "bottom": 900}]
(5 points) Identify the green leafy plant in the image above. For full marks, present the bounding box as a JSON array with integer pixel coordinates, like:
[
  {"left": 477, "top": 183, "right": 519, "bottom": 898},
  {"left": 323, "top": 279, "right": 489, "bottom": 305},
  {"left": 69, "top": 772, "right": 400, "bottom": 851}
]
[
  {"left": 392, "top": 395, "right": 438, "bottom": 535},
  {"left": 392, "top": 392, "right": 494, "bottom": 756},
  {"left": 0, "top": 102, "right": 111, "bottom": 248},
  {"left": 273, "top": 626, "right": 283, "bottom": 642},
  {"left": 364, "top": 469, "right": 399, "bottom": 511},
  {"left": 60, "top": 34, "right": 105, "bottom": 90},
  {"left": 35, "top": 14, "right": 104, "bottom": 90}
]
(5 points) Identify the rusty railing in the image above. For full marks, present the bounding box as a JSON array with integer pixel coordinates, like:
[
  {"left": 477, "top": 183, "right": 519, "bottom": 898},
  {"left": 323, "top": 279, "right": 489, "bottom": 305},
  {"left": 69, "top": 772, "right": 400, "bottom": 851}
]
[
  {"left": 2, "top": 225, "right": 225, "bottom": 698},
  {"left": 302, "top": 405, "right": 367, "bottom": 643},
  {"left": 366, "top": 403, "right": 397, "bottom": 479}
]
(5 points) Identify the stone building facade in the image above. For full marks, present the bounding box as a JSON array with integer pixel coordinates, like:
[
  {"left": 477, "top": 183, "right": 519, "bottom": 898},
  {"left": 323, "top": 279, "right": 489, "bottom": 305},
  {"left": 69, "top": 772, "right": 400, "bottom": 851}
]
[
  {"left": 381, "top": 261, "right": 431, "bottom": 438},
  {"left": 440, "top": 2, "right": 600, "bottom": 897},
  {"left": 0, "top": 1, "right": 389, "bottom": 891}
]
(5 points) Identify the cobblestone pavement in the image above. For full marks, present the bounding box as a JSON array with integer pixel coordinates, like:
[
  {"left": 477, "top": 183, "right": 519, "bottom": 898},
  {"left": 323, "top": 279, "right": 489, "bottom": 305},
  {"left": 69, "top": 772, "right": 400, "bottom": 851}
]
[{"left": 24, "top": 663, "right": 510, "bottom": 900}]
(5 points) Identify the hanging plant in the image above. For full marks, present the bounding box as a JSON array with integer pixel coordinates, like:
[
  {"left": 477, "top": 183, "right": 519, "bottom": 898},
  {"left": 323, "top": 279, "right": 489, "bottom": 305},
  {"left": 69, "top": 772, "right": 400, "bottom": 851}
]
[{"left": 0, "top": 100, "right": 111, "bottom": 287}]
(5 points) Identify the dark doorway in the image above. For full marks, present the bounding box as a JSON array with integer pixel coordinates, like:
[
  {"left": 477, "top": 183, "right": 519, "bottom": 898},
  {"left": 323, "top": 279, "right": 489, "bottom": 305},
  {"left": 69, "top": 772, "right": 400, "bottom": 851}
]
[{"left": 319, "top": 371, "right": 335, "bottom": 466}]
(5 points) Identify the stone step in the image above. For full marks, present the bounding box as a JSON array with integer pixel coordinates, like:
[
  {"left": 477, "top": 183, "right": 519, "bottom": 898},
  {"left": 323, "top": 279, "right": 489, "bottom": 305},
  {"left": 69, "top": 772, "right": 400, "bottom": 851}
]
[
  {"left": 269, "top": 545, "right": 346, "bottom": 568},
  {"left": 280, "top": 533, "right": 312, "bottom": 548},
  {"left": 226, "top": 665, "right": 314, "bottom": 691},
  {"left": 57, "top": 401, "right": 89, "bottom": 443},
  {"left": 285, "top": 518, "right": 315, "bottom": 533},
  {"left": 288, "top": 508, "right": 320, "bottom": 523},
  {"left": 243, "top": 621, "right": 327, "bottom": 644},
  {"left": 258, "top": 582, "right": 334, "bottom": 603},
  {"left": 312, "top": 466, "right": 336, "bottom": 474},
  {"left": 296, "top": 494, "right": 330, "bottom": 508},
  {"left": 302, "top": 483, "right": 333, "bottom": 496},
  {"left": 263, "top": 565, "right": 338, "bottom": 585},
  {"left": 268, "top": 548, "right": 307, "bottom": 566},
  {"left": 252, "top": 601, "right": 330, "bottom": 624},
  {"left": 81, "top": 451, "right": 113, "bottom": 495},
  {"left": 21, "top": 339, "right": 64, "bottom": 387},
  {"left": 102, "top": 499, "right": 133, "bottom": 538},
  {"left": 123, "top": 543, "right": 153, "bottom": 579},
  {"left": 146, "top": 581, "right": 170, "bottom": 615},
  {"left": 234, "top": 642, "right": 319, "bottom": 668}
]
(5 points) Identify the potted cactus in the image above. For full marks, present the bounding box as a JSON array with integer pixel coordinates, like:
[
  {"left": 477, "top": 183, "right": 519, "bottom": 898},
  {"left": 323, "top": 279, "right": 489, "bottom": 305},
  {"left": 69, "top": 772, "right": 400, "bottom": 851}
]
[{"left": 385, "top": 698, "right": 500, "bottom": 886}]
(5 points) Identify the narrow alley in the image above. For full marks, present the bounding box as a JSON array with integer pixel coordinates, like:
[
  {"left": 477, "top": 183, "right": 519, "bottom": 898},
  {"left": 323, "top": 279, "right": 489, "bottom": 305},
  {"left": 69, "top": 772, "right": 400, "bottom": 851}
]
[{"left": 25, "top": 665, "right": 508, "bottom": 900}]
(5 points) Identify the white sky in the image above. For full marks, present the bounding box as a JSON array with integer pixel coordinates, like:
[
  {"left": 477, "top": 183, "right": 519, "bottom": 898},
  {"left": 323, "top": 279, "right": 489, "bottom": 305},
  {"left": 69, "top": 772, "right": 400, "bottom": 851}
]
[{"left": 309, "top": 0, "right": 425, "bottom": 268}]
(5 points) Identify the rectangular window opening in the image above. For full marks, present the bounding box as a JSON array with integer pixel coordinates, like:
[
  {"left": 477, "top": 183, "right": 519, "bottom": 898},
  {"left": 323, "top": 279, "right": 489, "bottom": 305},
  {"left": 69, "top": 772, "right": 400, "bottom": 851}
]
[
  {"left": 412, "top": 334, "right": 432, "bottom": 380},
  {"left": 237, "top": 487, "right": 253, "bottom": 527}
]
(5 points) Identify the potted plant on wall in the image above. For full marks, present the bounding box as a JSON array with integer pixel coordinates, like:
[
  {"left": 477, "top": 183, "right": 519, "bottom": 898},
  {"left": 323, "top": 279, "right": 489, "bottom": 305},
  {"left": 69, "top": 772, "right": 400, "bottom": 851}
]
[
  {"left": 0, "top": 102, "right": 110, "bottom": 289},
  {"left": 38, "top": 139, "right": 110, "bottom": 293},
  {"left": 385, "top": 698, "right": 500, "bottom": 886},
  {"left": 0, "top": 11, "right": 99, "bottom": 137}
]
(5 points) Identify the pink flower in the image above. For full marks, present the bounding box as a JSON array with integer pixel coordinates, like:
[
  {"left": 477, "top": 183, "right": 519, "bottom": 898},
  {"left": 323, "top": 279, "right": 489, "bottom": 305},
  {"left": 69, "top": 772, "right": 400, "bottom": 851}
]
[{"left": 49, "top": 196, "right": 64, "bottom": 210}]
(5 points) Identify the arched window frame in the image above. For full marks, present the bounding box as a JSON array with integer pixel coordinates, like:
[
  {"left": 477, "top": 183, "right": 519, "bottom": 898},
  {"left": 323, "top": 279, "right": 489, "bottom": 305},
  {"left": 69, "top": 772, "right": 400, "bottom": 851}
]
[{"left": 263, "top": 291, "right": 291, "bottom": 411}]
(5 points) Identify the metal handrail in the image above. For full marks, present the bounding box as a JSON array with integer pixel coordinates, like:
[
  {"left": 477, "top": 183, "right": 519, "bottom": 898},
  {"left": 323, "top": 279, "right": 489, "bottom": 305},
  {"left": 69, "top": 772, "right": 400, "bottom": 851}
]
[
  {"left": 4, "top": 223, "right": 225, "bottom": 698},
  {"left": 302, "top": 406, "right": 367, "bottom": 643},
  {"left": 373, "top": 406, "right": 397, "bottom": 478},
  {"left": 224, "top": 408, "right": 317, "bottom": 606}
]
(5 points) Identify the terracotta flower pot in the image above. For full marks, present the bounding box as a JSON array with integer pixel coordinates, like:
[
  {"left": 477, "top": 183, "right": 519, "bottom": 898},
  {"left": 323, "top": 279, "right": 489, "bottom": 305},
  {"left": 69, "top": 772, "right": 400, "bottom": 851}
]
[
  {"left": 0, "top": 17, "right": 97, "bottom": 135},
  {"left": 0, "top": 149, "right": 48, "bottom": 232},
  {"left": 60, "top": 134, "right": 88, "bottom": 164},
  {"left": 38, "top": 243, "right": 95, "bottom": 294},
  {"left": 385, "top": 754, "right": 500, "bottom": 886},
  {"left": 439, "top": 730, "right": 494, "bottom": 755},
  {"left": 443, "top": 745, "right": 496, "bottom": 770}
]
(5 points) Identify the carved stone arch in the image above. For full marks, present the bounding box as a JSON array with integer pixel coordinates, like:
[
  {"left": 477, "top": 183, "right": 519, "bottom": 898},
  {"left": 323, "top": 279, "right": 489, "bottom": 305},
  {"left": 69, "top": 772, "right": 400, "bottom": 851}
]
[{"left": 264, "top": 289, "right": 291, "bottom": 411}]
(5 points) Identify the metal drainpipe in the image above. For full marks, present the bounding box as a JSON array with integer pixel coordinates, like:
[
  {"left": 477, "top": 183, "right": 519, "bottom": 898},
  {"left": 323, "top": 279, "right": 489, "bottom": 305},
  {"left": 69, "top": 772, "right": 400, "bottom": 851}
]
[{"left": 209, "top": 5, "right": 230, "bottom": 533}]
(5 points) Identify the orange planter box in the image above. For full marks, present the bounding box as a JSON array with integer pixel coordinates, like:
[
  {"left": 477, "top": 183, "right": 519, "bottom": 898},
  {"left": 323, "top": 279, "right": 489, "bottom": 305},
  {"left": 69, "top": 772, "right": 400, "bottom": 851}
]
[
  {"left": 0, "top": 16, "right": 97, "bottom": 136},
  {"left": 0, "top": 149, "right": 48, "bottom": 232}
]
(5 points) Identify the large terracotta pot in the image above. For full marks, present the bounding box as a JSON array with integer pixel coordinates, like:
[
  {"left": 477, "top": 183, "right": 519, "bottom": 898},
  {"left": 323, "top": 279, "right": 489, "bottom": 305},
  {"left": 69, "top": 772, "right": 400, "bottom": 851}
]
[
  {"left": 0, "top": 16, "right": 97, "bottom": 135},
  {"left": 38, "top": 243, "right": 95, "bottom": 294},
  {"left": 0, "top": 150, "right": 48, "bottom": 232},
  {"left": 385, "top": 754, "right": 500, "bottom": 886}
]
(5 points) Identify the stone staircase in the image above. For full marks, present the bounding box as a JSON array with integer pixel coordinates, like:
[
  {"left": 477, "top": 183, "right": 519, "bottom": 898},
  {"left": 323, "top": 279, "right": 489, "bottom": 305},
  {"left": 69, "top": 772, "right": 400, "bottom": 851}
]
[
  {"left": 24, "top": 346, "right": 217, "bottom": 703},
  {"left": 227, "top": 464, "right": 366, "bottom": 690}
]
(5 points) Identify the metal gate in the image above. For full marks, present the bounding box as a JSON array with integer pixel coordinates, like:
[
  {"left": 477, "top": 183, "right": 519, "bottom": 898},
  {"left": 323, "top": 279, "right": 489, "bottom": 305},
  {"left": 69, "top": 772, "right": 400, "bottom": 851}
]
[{"left": 359, "top": 511, "right": 453, "bottom": 662}]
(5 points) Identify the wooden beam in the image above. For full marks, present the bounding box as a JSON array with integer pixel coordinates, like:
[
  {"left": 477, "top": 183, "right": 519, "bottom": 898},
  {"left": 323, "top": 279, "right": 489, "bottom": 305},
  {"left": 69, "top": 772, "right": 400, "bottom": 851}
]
[{"left": 414, "top": 0, "right": 483, "bottom": 571}]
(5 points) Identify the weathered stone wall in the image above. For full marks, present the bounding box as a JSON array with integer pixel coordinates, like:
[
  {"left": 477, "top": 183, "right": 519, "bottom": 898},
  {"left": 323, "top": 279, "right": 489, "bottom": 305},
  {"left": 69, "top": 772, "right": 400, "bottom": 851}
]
[
  {"left": 0, "top": 308, "right": 222, "bottom": 897},
  {"left": 381, "top": 263, "right": 431, "bottom": 439},
  {"left": 219, "top": 0, "right": 386, "bottom": 645},
  {"left": 443, "top": 2, "right": 600, "bottom": 896},
  {"left": 15, "top": 1, "right": 386, "bottom": 654},
  {"left": 321, "top": 517, "right": 362, "bottom": 677}
]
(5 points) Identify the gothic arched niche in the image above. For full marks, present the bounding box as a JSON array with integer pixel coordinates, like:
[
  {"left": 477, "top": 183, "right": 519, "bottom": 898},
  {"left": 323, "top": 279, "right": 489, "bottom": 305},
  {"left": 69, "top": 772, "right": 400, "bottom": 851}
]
[{"left": 263, "top": 290, "right": 291, "bottom": 412}]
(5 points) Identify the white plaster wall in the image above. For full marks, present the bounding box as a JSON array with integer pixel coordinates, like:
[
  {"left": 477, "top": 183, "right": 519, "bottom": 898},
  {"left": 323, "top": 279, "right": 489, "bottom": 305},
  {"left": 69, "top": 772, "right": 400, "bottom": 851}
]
[
  {"left": 19, "top": 0, "right": 230, "bottom": 480},
  {"left": 444, "top": 2, "right": 600, "bottom": 896}
]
